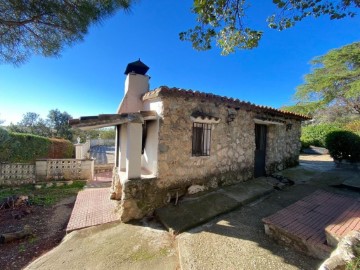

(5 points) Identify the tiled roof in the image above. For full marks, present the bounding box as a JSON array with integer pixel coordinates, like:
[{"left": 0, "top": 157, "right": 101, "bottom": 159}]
[{"left": 143, "top": 86, "right": 311, "bottom": 120}]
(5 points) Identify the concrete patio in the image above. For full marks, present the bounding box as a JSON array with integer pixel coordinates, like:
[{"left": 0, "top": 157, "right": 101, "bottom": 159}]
[{"left": 28, "top": 154, "right": 359, "bottom": 270}]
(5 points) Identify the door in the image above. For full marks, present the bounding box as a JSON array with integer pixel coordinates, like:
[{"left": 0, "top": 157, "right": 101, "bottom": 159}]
[{"left": 254, "top": 124, "right": 267, "bottom": 177}]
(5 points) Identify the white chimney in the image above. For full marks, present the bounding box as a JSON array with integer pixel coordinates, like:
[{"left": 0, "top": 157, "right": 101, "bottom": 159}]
[{"left": 118, "top": 60, "right": 150, "bottom": 114}]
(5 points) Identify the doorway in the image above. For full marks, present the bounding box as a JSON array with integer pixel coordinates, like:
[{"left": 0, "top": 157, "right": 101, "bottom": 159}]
[{"left": 254, "top": 124, "right": 267, "bottom": 177}]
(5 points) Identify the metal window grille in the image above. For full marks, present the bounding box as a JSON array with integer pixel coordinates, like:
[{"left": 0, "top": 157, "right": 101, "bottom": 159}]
[{"left": 192, "top": 123, "right": 211, "bottom": 156}]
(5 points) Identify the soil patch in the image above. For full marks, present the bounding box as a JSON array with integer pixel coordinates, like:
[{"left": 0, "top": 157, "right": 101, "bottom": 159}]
[
  {"left": 0, "top": 197, "right": 75, "bottom": 269},
  {"left": 0, "top": 183, "right": 84, "bottom": 270}
]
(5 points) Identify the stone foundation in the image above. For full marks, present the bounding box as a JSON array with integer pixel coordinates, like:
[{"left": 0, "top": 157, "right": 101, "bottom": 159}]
[{"left": 110, "top": 167, "right": 122, "bottom": 200}]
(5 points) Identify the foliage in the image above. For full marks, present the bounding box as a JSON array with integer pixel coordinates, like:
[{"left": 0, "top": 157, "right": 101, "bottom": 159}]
[
  {"left": 47, "top": 109, "right": 72, "bottom": 140},
  {"left": 48, "top": 138, "right": 74, "bottom": 159},
  {"left": 8, "top": 112, "right": 52, "bottom": 137},
  {"left": 0, "top": 127, "right": 11, "bottom": 161},
  {"left": 0, "top": 0, "right": 133, "bottom": 65},
  {"left": 9, "top": 109, "right": 73, "bottom": 140},
  {"left": 269, "top": 0, "right": 359, "bottom": 30},
  {"left": 325, "top": 130, "right": 360, "bottom": 162},
  {"left": 0, "top": 131, "right": 74, "bottom": 163},
  {"left": 72, "top": 127, "right": 116, "bottom": 142},
  {"left": 301, "top": 124, "right": 342, "bottom": 148},
  {"left": 180, "top": 0, "right": 360, "bottom": 55},
  {"left": 346, "top": 255, "right": 360, "bottom": 270},
  {"left": 285, "top": 42, "right": 360, "bottom": 117},
  {"left": 0, "top": 132, "right": 51, "bottom": 163},
  {"left": 344, "top": 119, "right": 360, "bottom": 134},
  {"left": 0, "top": 181, "right": 86, "bottom": 206},
  {"left": 1, "top": 1, "right": 359, "bottom": 63},
  {"left": 99, "top": 127, "right": 116, "bottom": 139},
  {"left": 0, "top": 127, "right": 10, "bottom": 142}
]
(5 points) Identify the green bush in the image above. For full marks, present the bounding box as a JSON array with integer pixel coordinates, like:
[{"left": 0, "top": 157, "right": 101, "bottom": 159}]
[
  {"left": 0, "top": 128, "right": 11, "bottom": 161},
  {"left": 0, "top": 131, "right": 74, "bottom": 163},
  {"left": 5, "top": 132, "right": 51, "bottom": 163},
  {"left": 325, "top": 131, "right": 360, "bottom": 163},
  {"left": 301, "top": 124, "right": 342, "bottom": 148}
]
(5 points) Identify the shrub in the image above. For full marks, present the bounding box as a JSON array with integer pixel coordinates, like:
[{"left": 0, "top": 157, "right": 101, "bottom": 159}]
[
  {"left": 0, "top": 128, "right": 11, "bottom": 161},
  {"left": 301, "top": 124, "right": 342, "bottom": 148},
  {"left": 48, "top": 138, "right": 74, "bottom": 159},
  {"left": 5, "top": 132, "right": 51, "bottom": 163},
  {"left": 0, "top": 132, "right": 74, "bottom": 163},
  {"left": 325, "top": 131, "right": 360, "bottom": 163}
]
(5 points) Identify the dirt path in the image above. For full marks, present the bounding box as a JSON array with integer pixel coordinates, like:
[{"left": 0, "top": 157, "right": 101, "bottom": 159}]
[{"left": 0, "top": 196, "right": 76, "bottom": 270}]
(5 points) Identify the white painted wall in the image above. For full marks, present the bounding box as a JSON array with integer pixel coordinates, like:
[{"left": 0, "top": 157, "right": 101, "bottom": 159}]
[
  {"left": 141, "top": 120, "right": 159, "bottom": 175},
  {"left": 143, "top": 99, "right": 163, "bottom": 116},
  {"left": 125, "top": 123, "right": 142, "bottom": 180},
  {"left": 118, "top": 73, "right": 150, "bottom": 113},
  {"left": 119, "top": 125, "right": 127, "bottom": 171},
  {"left": 75, "top": 140, "right": 90, "bottom": 159}
]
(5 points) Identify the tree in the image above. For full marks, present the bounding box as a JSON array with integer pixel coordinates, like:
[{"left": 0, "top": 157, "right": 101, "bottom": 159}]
[
  {"left": 47, "top": 109, "right": 72, "bottom": 140},
  {"left": 99, "top": 127, "right": 116, "bottom": 139},
  {"left": 1, "top": 1, "right": 359, "bottom": 64},
  {"left": 180, "top": 0, "right": 360, "bottom": 55},
  {"left": 8, "top": 112, "right": 52, "bottom": 137},
  {"left": 0, "top": 0, "right": 133, "bottom": 65},
  {"left": 284, "top": 42, "right": 360, "bottom": 118}
]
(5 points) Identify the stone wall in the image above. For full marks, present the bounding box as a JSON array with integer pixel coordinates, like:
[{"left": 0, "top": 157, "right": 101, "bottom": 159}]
[
  {"left": 156, "top": 95, "right": 302, "bottom": 188},
  {"left": 0, "top": 163, "right": 36, "bottom": 185},
  {"left": 266, "top": 120, "right": 301, "bottom": 173}
]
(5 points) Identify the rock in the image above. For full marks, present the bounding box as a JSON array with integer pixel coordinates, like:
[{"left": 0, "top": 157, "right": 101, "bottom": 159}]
[
  {"left": 45, "top": 183, "right": 53, "bottom": 188},
  {"left": 56, "top": 182, "right": 64, "bottom": 187},
  {"left": 319, "top": 231, "right": 360, "bottom": 270},
  {"left": 34, "top": 185, "right": 42, "bottom": 189},
  {"left": 65, "top": 181, "right": 74, "bottom": 185},
  {"left": 188, "top": 185, "right": 206, "bottom": 195},
  {"left": 110, "top": 168, "right": 122, "bottom": 200}
]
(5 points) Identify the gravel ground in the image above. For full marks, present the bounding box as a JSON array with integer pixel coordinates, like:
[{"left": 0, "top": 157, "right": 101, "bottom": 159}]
[{"left": 178, "top": 184, "right": 322, "bottom": 270}]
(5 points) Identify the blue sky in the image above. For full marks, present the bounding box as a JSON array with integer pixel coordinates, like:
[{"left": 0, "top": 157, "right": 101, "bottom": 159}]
[{"left": 1, "top": 0, "right": 359, "bottom": 125}]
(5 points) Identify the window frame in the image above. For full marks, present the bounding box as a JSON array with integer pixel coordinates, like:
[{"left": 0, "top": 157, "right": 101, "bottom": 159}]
[{"left": 192, "top": 122, "right": 212, "bottom": 156}]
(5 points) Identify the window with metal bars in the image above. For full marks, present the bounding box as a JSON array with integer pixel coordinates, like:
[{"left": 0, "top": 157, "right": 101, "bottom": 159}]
[{"left": 192, "top": 123, "right": 211, "bottom": 156}]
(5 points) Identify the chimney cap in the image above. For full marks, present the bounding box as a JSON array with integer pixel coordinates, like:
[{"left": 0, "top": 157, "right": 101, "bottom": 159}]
[{"left": 124, "top": 59, "right": 149, "bottom": 75}]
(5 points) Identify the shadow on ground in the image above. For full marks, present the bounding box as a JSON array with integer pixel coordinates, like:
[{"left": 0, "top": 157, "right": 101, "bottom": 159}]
[
  {"left": 175, "top": 157, "right": 359, "bottom": 270},
  {"left": 25, "top": 155, "right": 359, "bottom": 270}
]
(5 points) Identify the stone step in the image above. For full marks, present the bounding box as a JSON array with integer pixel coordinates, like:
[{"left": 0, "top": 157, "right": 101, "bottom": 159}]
[{"left": 155, "top": 178, "right": 273, "bottom": 234}]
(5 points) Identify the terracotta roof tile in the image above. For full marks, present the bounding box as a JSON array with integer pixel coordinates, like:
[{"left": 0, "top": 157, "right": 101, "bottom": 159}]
[{"left": 142, "top": 86, "right": 311, "bottom": 120}]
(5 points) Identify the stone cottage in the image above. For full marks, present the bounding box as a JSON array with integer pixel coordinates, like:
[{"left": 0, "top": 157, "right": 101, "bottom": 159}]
[{"left": 70, "top": 60, "right": 310, "bottom": 221}]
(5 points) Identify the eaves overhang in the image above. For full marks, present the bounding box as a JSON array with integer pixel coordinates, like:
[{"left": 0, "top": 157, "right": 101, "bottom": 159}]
[{"left": 69, "top": 111, "right": 157, "bottom": 130}]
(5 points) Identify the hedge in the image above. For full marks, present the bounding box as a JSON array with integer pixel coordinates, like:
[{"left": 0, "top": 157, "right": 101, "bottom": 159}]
[
  {"left": 0, "top": 128, "right": 74, "bottom": 163},
  {"left": 325, "top": 131, "right": 360, "bottom": 163},
  {"left": 301, "top": 124, "right": 342, "bottom": 148},
  {"left": 47, "top": 138, "right": 74, "bottom": 159}
]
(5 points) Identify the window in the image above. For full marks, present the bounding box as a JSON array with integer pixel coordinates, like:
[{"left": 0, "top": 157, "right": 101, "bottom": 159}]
[{"left": 192, "top": 123, "right": 211, "bottom": 156}]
